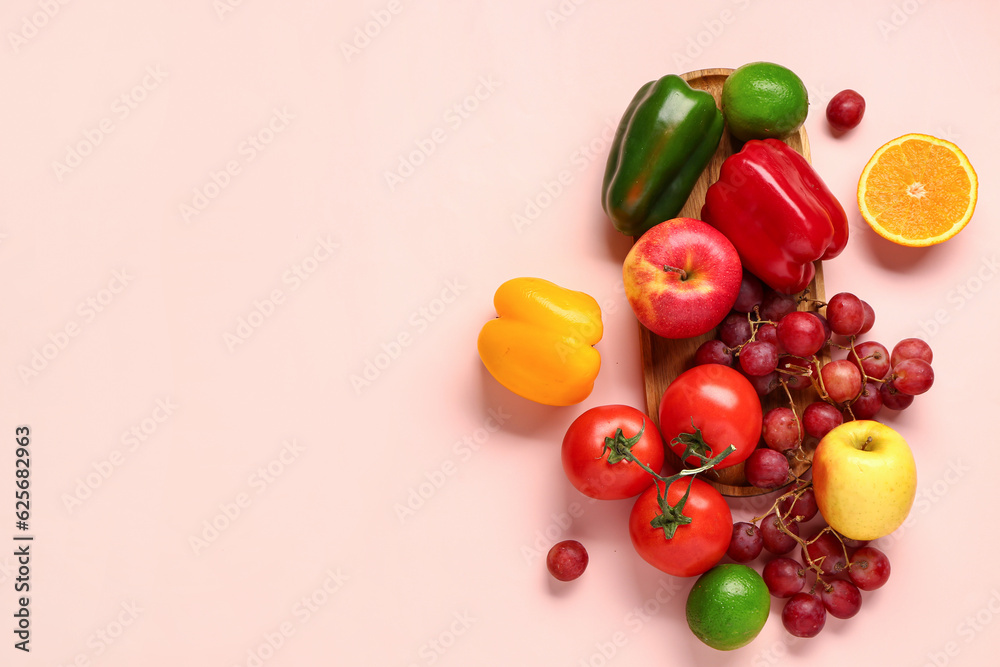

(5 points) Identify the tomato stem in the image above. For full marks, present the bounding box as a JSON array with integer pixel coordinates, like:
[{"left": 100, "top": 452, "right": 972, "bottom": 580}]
[
  {"left": 670, "top": 421, "right": 714, "bottom": 462},
  {"left": 605, "top": 420, "right": 735, "bottom": 541},
  {"left": 647, "top": 444, "right": 735, "bottom": 540},
  {"left": 600, "top": 422, "right": 646, "bottom": 465},
  {"left": 650, "top": 477, "right": 695, "bottom": 539}
]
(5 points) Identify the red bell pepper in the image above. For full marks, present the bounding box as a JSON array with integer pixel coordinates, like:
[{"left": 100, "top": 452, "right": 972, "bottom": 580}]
[{"left": 701, "top": 139, "right": 849, "bottom": 295}]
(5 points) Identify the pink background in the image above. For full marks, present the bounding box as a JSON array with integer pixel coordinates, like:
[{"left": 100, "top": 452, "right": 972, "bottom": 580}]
[{"left": 2, "top": 1, "right": 998, "bottom": 665}]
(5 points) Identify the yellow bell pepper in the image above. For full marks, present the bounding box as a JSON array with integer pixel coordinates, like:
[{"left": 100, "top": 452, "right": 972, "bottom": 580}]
[{"left": 478, "top": 277, "right": 603, "bottom": 406}]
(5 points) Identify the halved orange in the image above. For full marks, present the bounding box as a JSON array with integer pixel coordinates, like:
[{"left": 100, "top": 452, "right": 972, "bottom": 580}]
[{"left": 857, "top": 133, "right": 978, "bottom": 247}]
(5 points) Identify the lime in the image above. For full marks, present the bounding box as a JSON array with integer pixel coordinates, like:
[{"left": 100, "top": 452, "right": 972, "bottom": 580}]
[
  {"left": 686, "top": 564, "right": 770, "bottom": 651},
  {"left": 722, "top": 62, "right": 809, "bottom": 141}
]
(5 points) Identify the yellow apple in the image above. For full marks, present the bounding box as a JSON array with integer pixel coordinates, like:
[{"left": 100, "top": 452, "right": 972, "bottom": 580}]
[{"left": 812, "top": 420, "right": 916, "bottom": 541}]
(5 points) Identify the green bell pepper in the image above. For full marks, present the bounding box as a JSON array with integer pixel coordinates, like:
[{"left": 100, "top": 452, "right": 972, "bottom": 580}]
[{"left": 601, "top": 75, "right": 725, "bottom": 237}]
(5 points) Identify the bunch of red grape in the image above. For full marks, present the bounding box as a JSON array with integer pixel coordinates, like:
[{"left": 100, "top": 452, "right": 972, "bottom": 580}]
[
  {"left": 694, "top": 272, "right": 935, "bottom": 489},
  {"left": 695, "top": 272, "right": 913, "bottom": 637},
  {"left": 727, "top": 485, "right": 892, "bottom": 637}
]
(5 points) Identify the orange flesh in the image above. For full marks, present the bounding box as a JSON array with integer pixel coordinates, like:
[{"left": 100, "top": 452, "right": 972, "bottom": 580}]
[{"left": 860, "top": 136, "right": 976, "bottom": 245}]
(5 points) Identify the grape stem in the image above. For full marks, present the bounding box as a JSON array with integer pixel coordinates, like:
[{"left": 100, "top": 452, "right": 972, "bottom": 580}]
[
  {"left": 841, "top": 336, "right": 890, "bottom": 414},
  {"left": 779, "top": 378, "right": 804, "bottom": 445},
  {"left": 728, "top": 311, "right": 777, "bottom": 357},
  {"left": 798, "top": 296, "right": 826, "bottom": 308},
  {"left": 751, "top": 482, "right": 852, "bottom": 587}
]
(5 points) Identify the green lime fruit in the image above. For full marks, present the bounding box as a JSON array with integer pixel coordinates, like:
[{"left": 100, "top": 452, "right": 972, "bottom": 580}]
[
  {"left": 722, "top": 62, "right": 809, "bottom": 141},
  {"left": 686, "top": 564, "right": 770, "bottom": 651}
]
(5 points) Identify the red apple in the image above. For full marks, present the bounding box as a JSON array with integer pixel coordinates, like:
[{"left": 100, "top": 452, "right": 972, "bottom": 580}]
[{"left": 623, "top": 218, "right": 742, "bottom": 339}]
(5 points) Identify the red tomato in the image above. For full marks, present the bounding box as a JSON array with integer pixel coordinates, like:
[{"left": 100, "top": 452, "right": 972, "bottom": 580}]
[
  {"left": 658, "top": 364, "right": 762, "bottom": 469},
  {"left": 628, "top": 476, "right": 732, "bottom": 577},
  {"left": 562, "top": 405, "right": 669, "bottom": 500}
]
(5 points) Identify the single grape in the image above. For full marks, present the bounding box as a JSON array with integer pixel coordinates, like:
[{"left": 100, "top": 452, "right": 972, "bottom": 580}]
[
  {"left": 778, "top": 486, "right": 819, "bottom": 523},
  {"left": 891, "top": 358, "right": 934, "bottom": 395},
  {"left": 762, "top": 557, "right": 807, "bottom": 598},
  {"left": 820, "top": 359, "right": 863, "bottom": 403},
  {"left": 802, "top": 401, "right": 843, "bottom": 439},
  {"left": 760, "top": 290, "right": 798, "bottom": 321},
  {"left": 813, "top": 312, "right": 833, "bottom": 343},
  {"left": 849, "top": 341, "right": 891, "bottom": 380},
  {"left": 777, "top": 311, "right": 827, "bottom": 358},
  {"left": 820, "top": 580, "right": 863, "bottom": 619},
  {"left": 740, "top": 340, "right": 780, "bottom": 376},
  {"left": 695, "top": 339, "right": 733, "bottom": 367},
  {"left": 734, "top": 271, "right": 764, "bottom": 313},
  {"left": 858, "top": 300, "right": 876, "bottom": 334},
  {"left": 891, "top": 337, "right": 933, "bottom": 366},
  {"left": 745, "top": 370, "right": 780, "bottom": 396},
  {"left": 826, "top": 89, "right": 865, "bottom": 132},
  {"left": 850, "top": 381, "right": 883, "bottom": 420},
  {"left": 727, "top": 522, "right": 764, "bottom": 562},
  {"left": 760, "top": 513, "right": 800, "bottom": 555},
  {"left": 880, "top": 380, "right": 915, "bottom": 411},
  {"left": 720, "top": 313, "right": 754, "bottom": 349},
  {"left": 756, "top": 322, "right": 781, "bottom": 350},
  {"left": 776, "top": 355, "right": 815, "bottom": 391},
  {"left": 782, "top": 593, "right": 827, "bottom": 638},
  {"left": 745, "top": 449, "right": 790, "bottom": 489},
  {"left": 801, "top": 532, "right": 848, "bottom": 576},
  {"left": 848, "top": 546, "right": 890, "bottom": 591},
  {"left": 826, "top": 292, "right": 865, "bottom": 336},
  {"left": 546, "top": 540, "right": 588, "bottom": 581},
  {"left": 835, "top": 532, "right": 869, "bottom": 549},
  {"left": 763, "top": 407, "right": 802, "bottom": 453}
]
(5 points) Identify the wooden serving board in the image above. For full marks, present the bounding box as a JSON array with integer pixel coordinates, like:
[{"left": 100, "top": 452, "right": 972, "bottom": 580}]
[{"left": 637, "top": 68, "right": 826, "bottom": 497}]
